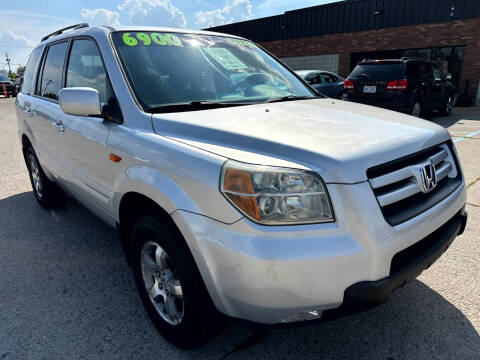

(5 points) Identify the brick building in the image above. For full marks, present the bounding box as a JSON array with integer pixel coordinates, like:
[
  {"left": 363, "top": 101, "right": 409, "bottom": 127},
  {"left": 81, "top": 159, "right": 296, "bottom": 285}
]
[{"left": 208, "top": 0, "right": 480, "bottom": 105}]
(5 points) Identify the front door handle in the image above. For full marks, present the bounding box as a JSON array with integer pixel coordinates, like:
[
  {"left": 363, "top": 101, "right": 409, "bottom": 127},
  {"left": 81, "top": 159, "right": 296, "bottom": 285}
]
[
  {"left": 51, "top": 121, "right": 65, "bottom": 133},
  {"left": 25, "top": 109, "right": 33, "bottom": 117}
]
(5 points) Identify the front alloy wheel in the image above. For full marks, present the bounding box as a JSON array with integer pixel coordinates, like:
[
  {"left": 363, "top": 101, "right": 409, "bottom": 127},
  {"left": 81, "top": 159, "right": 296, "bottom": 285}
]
[
  {"left": 140, "top": 241, "right": 184, "bottom": 325},
  {"left": 131, "top": 216, "right": 224, "bottom": 349}
]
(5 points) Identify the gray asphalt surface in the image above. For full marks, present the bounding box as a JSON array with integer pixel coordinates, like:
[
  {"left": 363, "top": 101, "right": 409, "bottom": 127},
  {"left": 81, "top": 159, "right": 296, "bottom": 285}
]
[{"left": 0, "top": 97, "right": 479, "bottom": 359}]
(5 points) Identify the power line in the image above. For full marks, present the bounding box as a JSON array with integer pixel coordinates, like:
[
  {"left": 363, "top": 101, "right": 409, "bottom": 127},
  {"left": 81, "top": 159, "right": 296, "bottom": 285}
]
[{"left": 0, "top": 45, "right": 35, "bottom": 48}]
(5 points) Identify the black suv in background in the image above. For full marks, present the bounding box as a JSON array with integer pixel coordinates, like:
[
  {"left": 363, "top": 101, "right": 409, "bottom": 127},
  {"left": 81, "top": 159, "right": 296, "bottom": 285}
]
[
  {"left": 344, "top": 59, "right": 456, "bottom": 118},
  {"left": 0, "top": 75, "right": 15, "bottom": 97}
]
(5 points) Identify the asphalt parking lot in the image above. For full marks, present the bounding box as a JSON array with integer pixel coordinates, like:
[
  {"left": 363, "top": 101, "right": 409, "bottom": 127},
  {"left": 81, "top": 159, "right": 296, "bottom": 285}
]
[{"left": 0, "top": 97, "right": 478, "bottom": 359}]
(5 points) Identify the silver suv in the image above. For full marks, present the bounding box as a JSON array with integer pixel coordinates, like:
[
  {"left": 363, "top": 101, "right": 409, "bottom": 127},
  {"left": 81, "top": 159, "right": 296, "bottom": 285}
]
[{"left": 16, "top": 24, "right": 467, "bottom": 348}]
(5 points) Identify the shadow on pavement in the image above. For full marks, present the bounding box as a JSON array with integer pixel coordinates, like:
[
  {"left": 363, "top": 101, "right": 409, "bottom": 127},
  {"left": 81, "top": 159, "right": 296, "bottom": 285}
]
[
  {"left": 0, "top": 192, "right": 478, "bottom": 359},
  {"left": 428, "top": 107, "right": 480, "bottom": 128}
]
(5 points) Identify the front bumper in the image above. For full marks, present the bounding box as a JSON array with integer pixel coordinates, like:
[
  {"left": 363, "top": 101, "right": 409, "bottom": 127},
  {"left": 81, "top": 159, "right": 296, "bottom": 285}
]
[
  {"left": 322, "top": 211, "right": 467, "bottom": 320},
  {"left": 172, "top": 181, "right": 466, "bottom": 324}
]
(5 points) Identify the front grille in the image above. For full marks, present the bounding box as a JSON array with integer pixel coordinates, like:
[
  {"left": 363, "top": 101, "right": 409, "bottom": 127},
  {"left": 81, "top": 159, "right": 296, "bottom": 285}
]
[{"left": 367, "top": 141, "right": 462, "bottom": 226}]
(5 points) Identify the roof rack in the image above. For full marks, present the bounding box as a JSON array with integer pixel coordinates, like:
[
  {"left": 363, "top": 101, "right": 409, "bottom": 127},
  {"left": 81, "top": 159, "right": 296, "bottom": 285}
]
[
  {"left": 41, "top": 23, "right": 89, "bottom": 42},
  {"left": 400, "top": 57, "right": 417, "bottom": 61}
]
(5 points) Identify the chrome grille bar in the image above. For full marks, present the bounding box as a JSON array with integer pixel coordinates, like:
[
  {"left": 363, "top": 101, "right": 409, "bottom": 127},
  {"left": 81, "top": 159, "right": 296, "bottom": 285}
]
[{"left": 369, "top": 146, "right": 456, "bottom": 208}]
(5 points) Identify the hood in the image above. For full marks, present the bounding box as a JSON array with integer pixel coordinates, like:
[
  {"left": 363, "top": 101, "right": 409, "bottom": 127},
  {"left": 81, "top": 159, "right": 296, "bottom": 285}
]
[{"left": 151, "top": 98, "right": 450, "bottom": 183}]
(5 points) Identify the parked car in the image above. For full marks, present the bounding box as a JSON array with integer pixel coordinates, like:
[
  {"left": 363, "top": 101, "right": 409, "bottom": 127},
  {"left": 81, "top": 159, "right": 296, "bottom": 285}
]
[
  {"left": 296, "top": 70, "right": 344, "bottom": 98},
  {"left": 344, "top": 58, "right": 456, "bottom": 117},
  {"left": 17, "top": 24, "right": 467, "bottom": 349},
  {"left": 0, "top": 75, "right": 15, "bottom": 97}
]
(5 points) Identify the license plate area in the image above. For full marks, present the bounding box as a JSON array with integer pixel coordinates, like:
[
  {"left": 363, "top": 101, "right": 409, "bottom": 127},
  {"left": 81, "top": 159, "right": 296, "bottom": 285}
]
[{"left": 363, "top": 85, "right": 377, "bottom": 94}]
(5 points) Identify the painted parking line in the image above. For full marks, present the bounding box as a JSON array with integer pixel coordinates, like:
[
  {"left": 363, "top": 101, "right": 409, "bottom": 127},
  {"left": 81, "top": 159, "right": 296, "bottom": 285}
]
[{"left": 453, "top": 130, "right": 480, "bottom": 143}]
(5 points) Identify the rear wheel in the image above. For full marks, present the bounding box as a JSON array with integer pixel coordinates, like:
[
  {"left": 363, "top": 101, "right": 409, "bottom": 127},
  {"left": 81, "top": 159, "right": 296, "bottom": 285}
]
[
  {"left": 25, "top": 146, "right": 65, "bottom": 208},
  {"left": 131, "top": 215, "right": 224, "bottom": 349},
  {"left": 440, "top": 95, "right": 454, "bottom": 116},
  {"left": 410, "top": 100, "right": 422, "bottom": 118}
]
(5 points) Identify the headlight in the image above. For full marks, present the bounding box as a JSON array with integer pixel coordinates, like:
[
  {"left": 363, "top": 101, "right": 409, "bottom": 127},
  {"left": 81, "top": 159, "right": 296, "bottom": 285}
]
[{"left": 220, "top": 161, "right": 334, "bottom": 225}]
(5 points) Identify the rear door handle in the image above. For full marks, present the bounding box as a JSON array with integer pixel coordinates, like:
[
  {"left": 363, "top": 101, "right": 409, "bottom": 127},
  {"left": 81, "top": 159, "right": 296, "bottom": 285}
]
[{"left": 51, "top": 121, "right": 65, "bottom": 133}]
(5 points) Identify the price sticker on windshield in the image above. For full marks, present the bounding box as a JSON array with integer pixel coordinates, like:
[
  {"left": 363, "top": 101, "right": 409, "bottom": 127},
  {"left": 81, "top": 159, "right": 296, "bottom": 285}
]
[
  {"left": 122, "top": 32, "right": 184, "bottom": 47},
  {"left": 229, "top": 38, "right": 256, "bottom": 48}
]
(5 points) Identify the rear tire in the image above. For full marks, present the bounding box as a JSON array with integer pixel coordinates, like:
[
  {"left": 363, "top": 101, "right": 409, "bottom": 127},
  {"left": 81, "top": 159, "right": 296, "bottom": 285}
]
[
  {"left": 25, "top": 146, "right": 65, "bottom": 209},
  {"left": 410, "top": 99, "right": 422, "bottom": 118},
  {"left": 131, "top": 215, "right": 224, "bottom": 349},
  {"left": 440, "top": 95, "right": 454, "bottom": 116}
]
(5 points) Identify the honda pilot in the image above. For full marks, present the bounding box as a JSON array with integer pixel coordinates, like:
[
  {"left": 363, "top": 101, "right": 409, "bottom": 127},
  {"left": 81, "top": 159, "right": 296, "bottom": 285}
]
[{"left": 16, "top": 24, "right": 467, "bottom": 348}]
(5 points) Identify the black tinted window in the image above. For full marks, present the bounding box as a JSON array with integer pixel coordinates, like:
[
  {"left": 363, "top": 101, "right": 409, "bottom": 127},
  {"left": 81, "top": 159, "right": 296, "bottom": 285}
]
[
  {"left": 350, "top": 64, "right": 404, "bottom": 80},
  {"left": 320, "top": 73, "right": 338, "bottom": 83},
  {"left": 38, "top": 42, "right": 68, "bottom": 100},
  {"left": 66, "top": 39, "right": 108, "bottom": 103},
  {"left": 418, "top": 62, "right": 433, "bottom": 79},
  {"left": 407, "top": 62, "right": 421, "bottom": 77},
  {"left": 21, "top": 47, "right": 42, "bottom": 95}
]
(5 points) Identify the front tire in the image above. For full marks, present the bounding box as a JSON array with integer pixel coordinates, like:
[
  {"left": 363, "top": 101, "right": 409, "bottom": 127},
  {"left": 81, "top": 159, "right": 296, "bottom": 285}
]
[
  {"left": 25, "top": 146, "right": 65, "bottom": 209},
  {"left": 131, "top": 215, "right": 224, "bottom": 349}
]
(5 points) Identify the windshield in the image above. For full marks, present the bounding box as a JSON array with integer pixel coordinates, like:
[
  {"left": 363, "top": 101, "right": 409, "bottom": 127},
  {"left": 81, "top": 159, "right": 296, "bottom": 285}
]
[
  {"left": 112, "top": 31, "right": 316, "bottom": 110},
  {"left": 0, "top": 75, "right": 10, "bottom": 82},
  {"left": 349, "top": 64, "right": 405, "bottom": 81}
]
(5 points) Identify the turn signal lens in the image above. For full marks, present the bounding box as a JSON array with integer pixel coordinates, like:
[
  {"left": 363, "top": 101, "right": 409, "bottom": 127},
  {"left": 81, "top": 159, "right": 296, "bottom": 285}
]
[
  {"left": 222, "top": 166, "right": 260, "bottom": 221},
  {"left": 221, "top": 161, "right": 334, "bottom": 225}
]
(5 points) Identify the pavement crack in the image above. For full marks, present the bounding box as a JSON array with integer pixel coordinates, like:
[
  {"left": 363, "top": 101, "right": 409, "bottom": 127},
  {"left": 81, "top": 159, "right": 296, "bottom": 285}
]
[
  {"left": 466, "top": 202, "right": 480, "bottom": 208},
  {"left": 466, "top": 177, "right": 480, "bottom": 189},
  {"left": 218, "top": 328, "right": 269, "bottom": 360}
]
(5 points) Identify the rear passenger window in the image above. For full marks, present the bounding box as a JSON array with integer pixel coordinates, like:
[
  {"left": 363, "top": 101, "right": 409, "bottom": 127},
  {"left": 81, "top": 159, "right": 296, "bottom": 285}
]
[
  {"left": 419, "top": 63, "right": 433, "bottom": 80},
  {"left": 320, "top": 73, "right": 338, "bottom": 83},
  {"left": 21, "top": 47, "right": 42, "bottom": 95},
  {"left": 407, "top": 62, "right": 421, "bottom": 78},
  {"left": 66, "top": 39, "right": 107, "bottom": 103},
  {"left": 38, "top": 42, "right": 68, "bottom": 100}
]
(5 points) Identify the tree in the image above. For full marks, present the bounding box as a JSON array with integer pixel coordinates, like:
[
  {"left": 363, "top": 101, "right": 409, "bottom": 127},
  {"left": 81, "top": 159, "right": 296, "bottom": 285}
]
[
  {"left": 16, "top": 66, "right": 26, "bottom": 76},
  {"left": 7, "top": 70, "right": 15, "bottom": 80}
]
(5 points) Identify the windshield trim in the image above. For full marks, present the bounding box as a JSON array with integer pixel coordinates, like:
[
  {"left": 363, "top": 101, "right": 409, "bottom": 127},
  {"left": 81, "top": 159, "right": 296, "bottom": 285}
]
[{"left": 109, "top": 30, "right": 320, "bottom": 114}]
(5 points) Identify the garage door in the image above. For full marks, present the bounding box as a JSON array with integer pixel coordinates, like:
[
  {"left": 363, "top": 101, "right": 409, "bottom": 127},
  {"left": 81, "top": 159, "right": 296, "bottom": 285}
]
[{"left": 280, "top": 54, "right": 339, "bottom": 73}]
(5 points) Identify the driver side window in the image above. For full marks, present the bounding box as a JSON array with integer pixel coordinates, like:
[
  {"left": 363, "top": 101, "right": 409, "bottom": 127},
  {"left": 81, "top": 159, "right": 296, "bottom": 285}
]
[{"left": 66, "top": 39, "right": 108, "bottom": 103}]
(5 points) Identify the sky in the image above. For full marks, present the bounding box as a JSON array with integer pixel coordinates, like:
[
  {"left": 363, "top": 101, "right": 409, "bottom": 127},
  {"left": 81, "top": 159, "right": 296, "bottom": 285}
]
[{"left": 0, "top": 0, "right": 341, "bottom": 73}]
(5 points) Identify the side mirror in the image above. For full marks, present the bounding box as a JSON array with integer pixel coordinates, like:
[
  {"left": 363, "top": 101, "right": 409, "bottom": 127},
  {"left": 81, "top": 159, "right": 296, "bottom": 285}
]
[
  {"left": 446, "top": 73, "right": 452, "bottom": 81},
  {"left": 59, "top": 87, "right": 102, "bottom": 117}
]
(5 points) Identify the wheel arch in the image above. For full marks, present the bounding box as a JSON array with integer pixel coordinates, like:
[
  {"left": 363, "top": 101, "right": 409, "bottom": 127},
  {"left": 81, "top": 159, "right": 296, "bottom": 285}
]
[
  {"left": 411, "top": 88, "right": 424, "bottom": 103},
  {"left": 117, "top": 191, "right": 182, "bottom": 265},
  {"left": 21, "top": 133, "right": 33, "bottom": 160}
]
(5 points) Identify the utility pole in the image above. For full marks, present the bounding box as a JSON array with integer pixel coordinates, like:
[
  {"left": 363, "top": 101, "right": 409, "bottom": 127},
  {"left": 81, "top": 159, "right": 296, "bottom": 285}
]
[{"left": 4, "top": 53, "right": 11, "bottom": 74}]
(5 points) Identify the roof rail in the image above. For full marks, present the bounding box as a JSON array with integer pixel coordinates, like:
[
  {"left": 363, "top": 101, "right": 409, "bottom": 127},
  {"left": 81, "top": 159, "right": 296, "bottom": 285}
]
[
  {"left": 41, "top": 23, "right": 89, "bottom": 42},
  {"left": 400, "top": 57, "right": 417, "bottom": 61}
]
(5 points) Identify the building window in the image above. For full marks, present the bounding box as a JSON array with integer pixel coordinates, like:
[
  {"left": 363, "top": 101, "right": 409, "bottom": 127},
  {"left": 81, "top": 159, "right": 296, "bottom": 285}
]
[{"left": 280, "top": 54, "right": 339, "bottom": 73}]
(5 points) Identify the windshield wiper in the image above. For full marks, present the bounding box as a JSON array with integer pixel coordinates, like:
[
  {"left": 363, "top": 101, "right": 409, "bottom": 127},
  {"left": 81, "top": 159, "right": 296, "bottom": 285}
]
[
  {"left": 265, "top": 95, "right": 320, "bottom": 103},
  {"left": 146, "top": 100, "right": 250, "bottom": 114}
]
